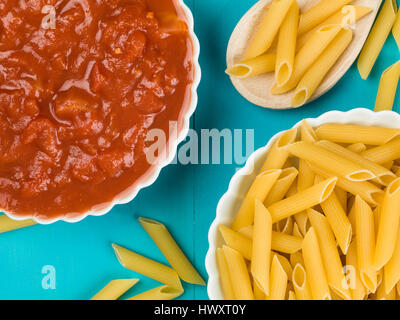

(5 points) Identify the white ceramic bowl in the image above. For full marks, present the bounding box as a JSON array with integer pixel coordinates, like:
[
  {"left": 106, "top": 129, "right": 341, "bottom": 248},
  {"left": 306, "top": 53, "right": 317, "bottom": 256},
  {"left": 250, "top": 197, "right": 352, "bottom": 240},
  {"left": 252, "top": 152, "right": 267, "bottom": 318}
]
[
  {"left": 205, "top": 108, "right": 400, "bottom": 300},
  {"left": 3, "top": 0, "right": 200, "bottom": 225}
]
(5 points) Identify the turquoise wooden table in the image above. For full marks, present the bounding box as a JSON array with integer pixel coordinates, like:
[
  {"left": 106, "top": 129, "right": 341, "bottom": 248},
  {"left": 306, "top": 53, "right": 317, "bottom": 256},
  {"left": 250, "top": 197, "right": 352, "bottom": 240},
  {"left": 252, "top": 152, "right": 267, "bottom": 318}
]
[{"left": 1, "top": 0, "right": 399, "bottom": 300}]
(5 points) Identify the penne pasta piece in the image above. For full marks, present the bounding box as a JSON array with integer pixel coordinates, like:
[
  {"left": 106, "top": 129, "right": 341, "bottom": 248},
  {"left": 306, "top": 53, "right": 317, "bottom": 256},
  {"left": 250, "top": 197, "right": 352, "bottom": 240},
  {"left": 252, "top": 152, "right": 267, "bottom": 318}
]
[
  {"left": 361, "top": 138, "right": 400, "bottom": 164},
  {"left": 346, "top": 240, "right": 367, "bottom": 300},
  {"left": 374, "top": 178, "right": 400, "bottom": 270},
  {"left": 260, "top": 128, "right": 297, "bottom": 172},
  {"left": 302, "top": 228, "right": 331, "bottom": 300},
  {"left": 314, "top": 176, "right": 352, "bottom": 255},
  {"left": 298, "top": 0, "right": 353, "bottom": 35},
  {"left": 275, "top": 217, "right": 294, "bottom": 235},
  {"left": 393, "top": 8, "right": 400, "bottom": 50},
  {"left": 275, "top": 1, "right": 299, "bottom": 86},
  {"left": 287, "top": 141, "right": 376, "bottom": 182},
  {"left": 238, "top": 225, "right": 253, "bottom": 239},
  {"left": 271, "top": 231, "right": 302, "bottom": 254},
  {"left": 300, "top": 120, "right": 318, "bottom": 142},
  {"left": 376, "top": 283, "right": 396, "bottom": 300},
  {"left": 290, "top": 251, "right": 304, "bottom": 268},
  {"left": 347, "top": 143, "right": 367, "bottom": 154},
  {"left": 264, "top": 167, "right": 298, "bottom": 206},
  {"left": 272, "top": 252, "right": 293, "bottom": 281},
  {"left": 127, "top": 285, "right": 183, "bottom": 300},
  {"left": 317, "top": 140, "right": 396, "bottom": 186},
  {"left": 374, "top": 60, "right": 400, "bottom": 112},
  {"left": 251, "top": 201, "right": 272, "bottom": 295},
  {"left": 219, "top": 224, "right": 252, "bottom": 260},
  {"left": 271, "top": 25, "right": 343, "bottom": 95},
  {"left": 355, "top": 196, "right": 377, "bottom": 293},
  {"left": 220, "top": 224, "right": 301, "bottom": 258},
  {"left": 268, "top": 177, "right": 337, "bottom": 223},
  {"left": 223, "top": 246, "right": 254, "bottom": 300},
  {"left": 91, "top": 279, "right": 139, "bottom": 300},
  {"left": 308, "top": 162, "right": 384, "bottom": 206},
  {"left": 139, "top": 217, "right": 205, "bottom": 285},
  {"left": 292, "top": 29, "right": 353, "bottom": 108},
  {"left": 231, "top": 169, "right": 281, "bottom": 230},
  {"left": 357, "top": 0, "right": 397, "bottom": 79},
  {"left": 297, "top": 121, "right": 317, "bottom": 192},
  {"left": 307, "top": 209, "right": 351, "bottom": 300},
  {"left": 243, "top": 0, "right": 294, "bottom": 60},
  {"left": 266, "top": 255, "right": 288, "bottom": 300},
  {"left": 226, "top": 53, "right": 276, "bottom": 79},
  {"left": 384, "top": 225, "right": 400, "bottom": 294},
  {"left": 0, "top": 215, "right": 37, "bottom": 234},
  {"left": 292, "top": 222, "right": 303, "bottom": 238},
  {"left": 382, "top": 161, "right": 395, "bottom": 170},
  {"left": 216, "top": 248, "right": 235, "bottom": 300},
  {"left": 336, "top": 187, "right": 348, "bottom": 212},
  {"left": 316, "top": 123, "right": 400, "bottom": 145},
  {"left": 253, "top": 280, "right": 266, "bottom": 300},
  {"left": 112, "top": 244, "right": 183, "bottom": 290},
  {"left": 292, "top": 263, "right": 312, "bottom": 300},
  {"left": 294, "top": 212, "right": 309, "bottom": 236},
  {"left": 297, "top": 5, "right": 373, "bottom": 50}
]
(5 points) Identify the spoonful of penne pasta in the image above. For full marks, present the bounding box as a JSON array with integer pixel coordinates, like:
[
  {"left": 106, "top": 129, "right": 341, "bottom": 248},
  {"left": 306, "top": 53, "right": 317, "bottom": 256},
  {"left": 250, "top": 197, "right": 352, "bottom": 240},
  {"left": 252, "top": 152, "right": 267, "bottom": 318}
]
[{"left": 226, "top": 0, "right": 384, "bottom": 109}]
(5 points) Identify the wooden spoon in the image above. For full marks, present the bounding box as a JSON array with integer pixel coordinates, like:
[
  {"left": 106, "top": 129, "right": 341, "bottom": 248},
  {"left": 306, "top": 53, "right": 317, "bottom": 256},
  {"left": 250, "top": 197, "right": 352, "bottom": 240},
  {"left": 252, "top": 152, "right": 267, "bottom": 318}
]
[{"left": 226, "top": 0, "right": 383, "bottom": 109}]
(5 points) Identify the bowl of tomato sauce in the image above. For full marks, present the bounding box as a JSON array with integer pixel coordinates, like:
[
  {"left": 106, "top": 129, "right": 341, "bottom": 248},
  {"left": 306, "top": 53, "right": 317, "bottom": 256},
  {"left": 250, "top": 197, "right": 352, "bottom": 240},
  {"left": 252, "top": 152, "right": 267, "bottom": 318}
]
[{"left": 0, "top": 0, "right": 200, "bottom": 223}]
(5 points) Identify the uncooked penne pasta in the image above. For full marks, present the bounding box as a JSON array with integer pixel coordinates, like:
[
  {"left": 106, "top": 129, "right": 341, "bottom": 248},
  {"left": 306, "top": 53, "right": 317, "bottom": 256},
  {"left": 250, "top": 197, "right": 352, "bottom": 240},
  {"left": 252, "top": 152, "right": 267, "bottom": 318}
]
[
  {"left": 317, "top": 178, "right": 352, "bottom": 255},
  {"left": 223, "top": 246, "right": 254, "bottom": 300},
  {"left": 393, "top": 7, "right": 400, "bottom": 49},
  {"left": 376, "top": 283, "right": 396, "bottom": 300},
  {"left": 231, "top": 169, "right": 281, "bottom": 230},
  {"left": 216, "top": 248, "right": 235, "bottom": 300},
  {"left": 275, "top": 217, "right": 294, "bottom": 235},
  {"left": 112, "top": 244, "right": 183, "bottom": 290},
  {"left": 253, "top": 280, "right": 266, "bottom": 300},
  {"left": 271, "top": 25, "right": 342, "bottom": 95},
  {"left": 0, "top": 215, "right": 37, "bottom": 234},
  {"left": 292, "top": 222, "right": 303, "bottom": 238},
  {"left": 347, "top": 143, "right": 367, "bottom": 154},
  {"left": 298, "top": 0, "right": 353, "bottom": 35},
  {"left": 358, "top": 0, "right": 397, "bottom": 79},
  {"left": 220, "top": 224, "right": 301, "bottom": 257},
  {"left": 298, "top": 121, "right": 317, "bottom": 191},
  {"left": 260, "top": 128, "right": 297, "bottom": 172},
  {"left": 317, "top": 140, "right": 396, "bottom": 186},
  {"left": 346, "top": 240, "right": 367, "bottom": 300},
  {"left": 272, "top": 252, "right": 293, "bottom": 281},
  {"left": 374, "top": 178, "right": 400, "bottom": 270},
  {"left": 243, "top": 0, "right": 294, "bottom": 60},
  {"left": 307, "top": 209, "right": 351, "bottom": 300},
  {"left": 297, "top": 5, "right": 373, "bottom": 50},
  {"left": 355, "top": 196, "right": 377, "bottom": 293},
  {"left": 292, "top": 263, "right": 312, "bottom": 300},
  {"left": 139, "top": 217, "right": 205, "bottom": 285},
  {"left": 294, "top": 212, "right": 309, "bottom": 236},
  {"left": 91, "top": 279, "right": 139, "bottom": 300},
  {"left": 315, "top": 124, "right": 400, "bottom": 145},
  {"left": 264, "top": 167, "right": 298, "bottom": 206},
  {"left": 336, "top": 187, "right": 348, "bottom": 211},
  {"left": 308, "top": 162, "right": 384, "bottom": 206},
  {"left": 374, "top": 60, "right": 400, "bottom": 112},
  {"left": 226, "top": 53, "right": 276, "bottom": 78},
  {"left": 384, "top": 225, "right": 400, "bottom": 294},
  {"left": 292, "top": 29, "right": 353, "bottom": 108},
  {"left": 275, "top": 0, "right": 299, "bottom": 87},
  {"left": 361, "top": 138, "right": 400, "bottom": 164},
  {"left": 127, "top": 285, "right": 183, "bottom": 301},
  {"left": 290, "top": 251, "right": 304, "bottom": 268},
  {"left": 266, "top": 255, "right": 288, "bottom": 300},
  {"left": 267, "top": 177, "right": 337, "bottom": 223},
  {"left": 287, "top": 141, "right": 375, "bottom": 182},
  {"left": 302, "top": 228, "right": 331, "bottom": 300},
  {"left": 251, "top": 200, "right": 272, "bottom": 295}
]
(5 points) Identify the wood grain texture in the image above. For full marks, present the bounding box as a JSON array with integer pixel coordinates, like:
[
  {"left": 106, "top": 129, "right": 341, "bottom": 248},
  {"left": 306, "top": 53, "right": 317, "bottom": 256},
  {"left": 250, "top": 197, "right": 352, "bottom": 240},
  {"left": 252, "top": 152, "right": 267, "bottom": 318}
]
[{"left": 226, "top": 0, "right": 382, "bottom": 109}]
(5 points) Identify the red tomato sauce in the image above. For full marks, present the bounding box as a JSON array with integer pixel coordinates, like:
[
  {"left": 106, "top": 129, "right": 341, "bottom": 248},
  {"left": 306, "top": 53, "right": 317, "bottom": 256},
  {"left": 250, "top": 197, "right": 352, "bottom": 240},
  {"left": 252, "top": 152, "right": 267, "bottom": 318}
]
[{"left": 0, "top": 0, "right": 194, "bottom": 219}]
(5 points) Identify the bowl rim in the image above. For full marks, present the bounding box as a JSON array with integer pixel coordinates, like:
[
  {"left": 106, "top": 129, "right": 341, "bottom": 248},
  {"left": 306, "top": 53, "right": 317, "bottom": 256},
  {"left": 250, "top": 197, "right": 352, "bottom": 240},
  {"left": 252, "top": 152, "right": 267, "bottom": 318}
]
[
  {"left": 1, "top": 0, "right": 201, "bottom": 225},
  {"left": 205, "top": 108, "right": 400, "bottom": 300}
]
